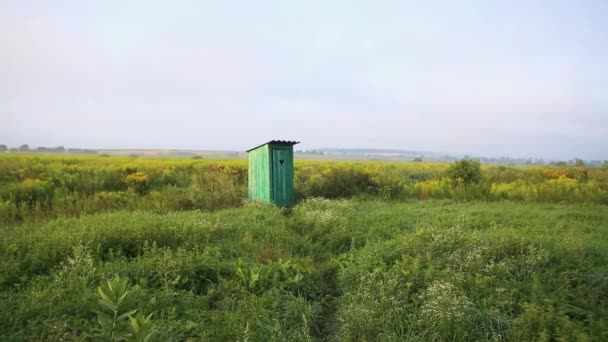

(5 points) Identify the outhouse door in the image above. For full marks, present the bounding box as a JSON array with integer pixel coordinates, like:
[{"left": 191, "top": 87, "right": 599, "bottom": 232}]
[{"left": 271, "top": 148, "right": 294, "bottom": 206}]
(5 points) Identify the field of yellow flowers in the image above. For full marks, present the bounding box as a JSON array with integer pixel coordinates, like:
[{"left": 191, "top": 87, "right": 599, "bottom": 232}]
[
  {"left": 1, "top": 154, "right": 607, "bottom": 340},
  {"left": 1, "top": 154, "right": 607, "bottom": 223}
]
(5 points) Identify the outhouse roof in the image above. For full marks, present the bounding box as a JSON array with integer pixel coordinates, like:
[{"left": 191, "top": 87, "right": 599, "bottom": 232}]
[{"left": 246, "top": 140, "right": 300, "bottom": 152}]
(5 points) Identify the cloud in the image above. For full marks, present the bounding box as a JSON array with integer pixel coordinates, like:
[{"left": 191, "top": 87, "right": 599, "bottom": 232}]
[{"left": 1, "top": 1, "right": 607, "bottom": 159}]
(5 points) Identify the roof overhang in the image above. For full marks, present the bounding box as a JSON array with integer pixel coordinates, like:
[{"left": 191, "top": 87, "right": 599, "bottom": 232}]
[{"left": 246, "top": 140, "right": 300, "bottom": 152}]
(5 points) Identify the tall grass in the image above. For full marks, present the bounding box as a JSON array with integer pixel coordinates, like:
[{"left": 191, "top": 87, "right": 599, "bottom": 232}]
[
  {"left": 1, "top": 154, "right": 607, "bottom": 224},
  {"left": 0, "top": 200, "right": 606, "bottom": 340}
]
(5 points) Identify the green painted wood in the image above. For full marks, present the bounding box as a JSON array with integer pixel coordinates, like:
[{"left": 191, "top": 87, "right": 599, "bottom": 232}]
[
  {"left": 271, "top": 147, "right": 294, "bottom": 207},
  {"left": 247, "top": 142, "right": 296, "bottom": 207},
  {"left": 248, "top": 144, "right": 271, "bottom": 202}
]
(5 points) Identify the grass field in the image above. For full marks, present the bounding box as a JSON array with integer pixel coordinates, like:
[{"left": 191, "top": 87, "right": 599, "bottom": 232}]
[
  {"left": 1, "top": 155, "right": 607, "bottom": 340},
  {"left": 1, "top": 154, "right": 607, "bottom": 224}
]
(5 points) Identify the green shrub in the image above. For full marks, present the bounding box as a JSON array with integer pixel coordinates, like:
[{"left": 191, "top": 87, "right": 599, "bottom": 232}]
[{"left": 448, "top": 159, "right": 482, "bottom": 184}]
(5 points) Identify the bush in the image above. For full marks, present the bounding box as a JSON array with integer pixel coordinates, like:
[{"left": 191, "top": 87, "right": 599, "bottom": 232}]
[{"left": 447, "top": 159, "right": 482, "bottom": 184}]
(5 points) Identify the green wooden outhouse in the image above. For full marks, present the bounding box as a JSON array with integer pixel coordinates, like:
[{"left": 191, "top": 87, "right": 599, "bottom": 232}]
[{"left": 247, "top": 140, "right": 299, "bottom": 207}]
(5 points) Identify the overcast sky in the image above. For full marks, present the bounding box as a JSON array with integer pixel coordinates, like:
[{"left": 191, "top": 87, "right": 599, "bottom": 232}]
[{"left": 1, "top": 1, "right": 607, "bottom": 160}]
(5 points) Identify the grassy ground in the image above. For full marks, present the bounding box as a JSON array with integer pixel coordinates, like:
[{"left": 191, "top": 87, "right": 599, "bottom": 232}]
[{"left": 1, "top": 199, "right": 607, "bottom": 341}]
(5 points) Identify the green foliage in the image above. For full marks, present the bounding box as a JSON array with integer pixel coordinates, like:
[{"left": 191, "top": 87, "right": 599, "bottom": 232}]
[
  {"left": 448, "top": 159, "right": 482, "bottom": 184},
  {"left": 128, "top": 312, "right": 155, "bottom": 342},
  {"left": 95, "top": 277, "right": 138, "bottom": 341},
  {"left": 1, "top": 154, "right": 608, "bottom": 340},
  {"left": 0, "top": 200, "right": 607, "bottom": 340},
  {"left": 95, "top": 277, "right": 154, "bottom": 342},
  {"left": 1, "top": 154, "right": 608, "bottom": 224}
]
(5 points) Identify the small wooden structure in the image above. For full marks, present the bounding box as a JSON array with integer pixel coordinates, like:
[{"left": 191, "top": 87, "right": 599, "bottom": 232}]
[{"left": 247, "top": 140, "right": 299, "bottom": 207}]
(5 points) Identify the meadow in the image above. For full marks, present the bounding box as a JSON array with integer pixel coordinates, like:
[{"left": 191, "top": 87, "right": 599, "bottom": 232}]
[
  {"left": 1, "top": 154, "right": 607, "bottom": 341},
  {"left": 1, "top": 154, "right": 607, "bottom": 224}
]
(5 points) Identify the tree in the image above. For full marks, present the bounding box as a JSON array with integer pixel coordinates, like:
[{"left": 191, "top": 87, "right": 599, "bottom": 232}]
[
  {"left": 575, "top": 158, "right": 585, "bottom": 167},
  {"left": 0, "top": 144, "right": 6, "bottom": 152},
  {"left": 19, "top": 144, "right": 29, "bottom": 152},
  {"left": 448, "top": 159, "right": 481, "bottom": 184}
]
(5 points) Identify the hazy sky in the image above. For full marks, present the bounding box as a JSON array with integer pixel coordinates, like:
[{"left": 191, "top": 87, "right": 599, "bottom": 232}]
[{"left": 1, "top": 1, "right": 607, "bottom": 159}]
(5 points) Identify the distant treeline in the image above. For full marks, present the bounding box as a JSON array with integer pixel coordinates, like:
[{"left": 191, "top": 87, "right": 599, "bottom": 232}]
[
  {"left": 0, "top": 144, "right": 97, "bottom": 154},
  {"left": 296, "top": 148, "right": 607, "bottom": 166}
]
